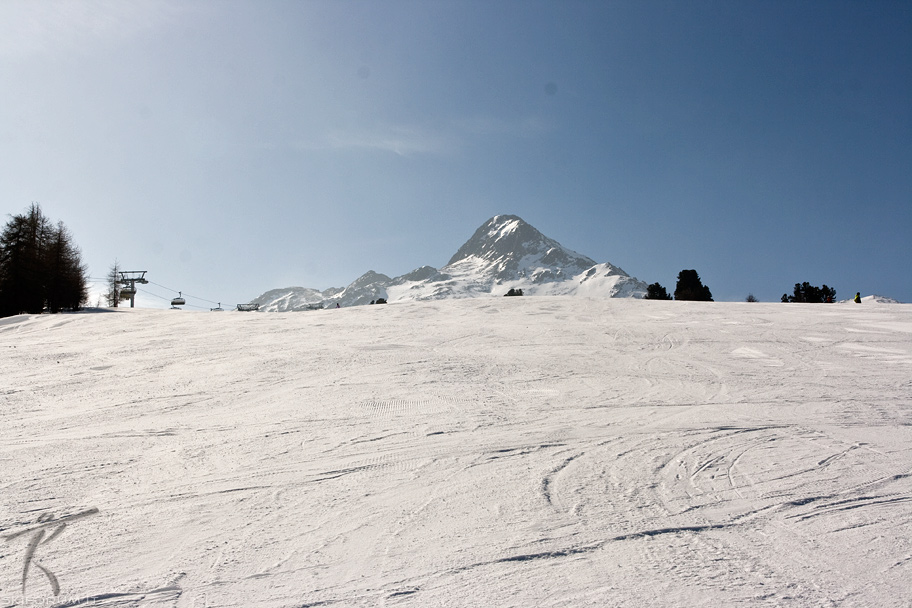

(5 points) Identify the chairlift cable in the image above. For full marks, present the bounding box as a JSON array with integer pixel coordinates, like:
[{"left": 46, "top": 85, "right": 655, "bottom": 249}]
[
  {"left": 134, "top": 287, "right": 206, "bottom": 310},
  {"left": 181, "top": 292, "right": 220, "bottom": 305},
  {"left": 96, "top": 277, "right": 222, "bottom": 309},
  {"left": 146, "top": 280, "right": 221, "bottom": 306},
  {"left": 135, "top": 287, "right": 172, "bottom": 302}
]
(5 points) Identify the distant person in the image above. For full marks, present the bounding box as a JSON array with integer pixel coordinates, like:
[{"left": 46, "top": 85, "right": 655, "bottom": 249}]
[
  {"left": 854, "top": 292, "right": 861, "bottom": 303},
  {"left": 336, "top": 303, "right": 341, "bottom": 308}
]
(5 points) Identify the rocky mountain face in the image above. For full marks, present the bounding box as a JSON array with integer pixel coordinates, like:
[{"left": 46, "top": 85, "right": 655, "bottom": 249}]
[
  {"left": 445, "top": 215, "right": 596, "bottom": 284},
  {"left": 250, "top": 215, "right": 648, "bottom": 311}
]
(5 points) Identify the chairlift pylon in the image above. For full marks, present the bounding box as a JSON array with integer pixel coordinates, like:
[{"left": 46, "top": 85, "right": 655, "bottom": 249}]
[{"left": 117, "top": 271, "right": 147, "bottom": 308}]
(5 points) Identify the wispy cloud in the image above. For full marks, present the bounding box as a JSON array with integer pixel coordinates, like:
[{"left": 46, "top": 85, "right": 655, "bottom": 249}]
[
  {"left": 323, "top": 124, "right": 454, "bottom": 157},
  {"left": 291, "top": 116, "right": 549, "bottom": 158}
]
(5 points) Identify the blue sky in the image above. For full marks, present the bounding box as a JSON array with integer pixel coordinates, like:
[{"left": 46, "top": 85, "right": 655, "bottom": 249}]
[{"left": 2, "top": 0, "right": 909, "bottom": 307}]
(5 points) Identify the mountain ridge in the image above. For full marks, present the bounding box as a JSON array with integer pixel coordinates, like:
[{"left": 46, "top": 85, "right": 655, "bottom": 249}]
[{"left": 251, "top": 215, "right": 648, "bottom": 310}]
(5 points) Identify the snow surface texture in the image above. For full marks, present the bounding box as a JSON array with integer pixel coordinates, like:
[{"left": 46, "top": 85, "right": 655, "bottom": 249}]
[
  {"left": 1, "top": 298, "right": 911, "bottom": 607},
  {"left": 251, "top": 215, "right": 648, "bottom": 311}
]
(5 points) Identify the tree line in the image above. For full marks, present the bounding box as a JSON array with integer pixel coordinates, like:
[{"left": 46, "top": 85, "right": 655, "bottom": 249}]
[
  {"left": 0, "top": 204, "right": 89, "bottom": 318},
  {"left": 781, "top": 282, "right": 836, "bottom": 303},
  {"left": 645, "top": 270, "right": 837, "bottom": 303}
]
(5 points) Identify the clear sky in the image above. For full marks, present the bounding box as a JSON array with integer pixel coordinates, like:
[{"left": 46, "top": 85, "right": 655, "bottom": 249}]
[{"left": 2, "top": 0, "right": 910, "bottom": 308}]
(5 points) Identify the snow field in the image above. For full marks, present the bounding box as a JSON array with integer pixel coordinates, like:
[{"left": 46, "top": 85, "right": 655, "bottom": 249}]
[{"left": 1, "top": 297, "right": 911, "bottom": 607}]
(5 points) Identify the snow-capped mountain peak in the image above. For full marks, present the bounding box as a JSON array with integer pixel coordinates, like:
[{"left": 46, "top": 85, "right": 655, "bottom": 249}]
[
  {"left": 447, "top": 214, "right": 595, "bottom": 273},
  {"left": 250, "top": 215, "right": 647, "bottom": 310}
]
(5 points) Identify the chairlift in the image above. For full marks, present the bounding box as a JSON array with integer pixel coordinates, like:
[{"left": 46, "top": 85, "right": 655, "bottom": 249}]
[
  {"left": 115, "top": 271, "right": 148, "bottom": 308},
  {"left": 171, "top": 291, "right": 186, "bottom": 307},
  {"left": 211, "top": 302, "right": 224, "bottom": 311}
]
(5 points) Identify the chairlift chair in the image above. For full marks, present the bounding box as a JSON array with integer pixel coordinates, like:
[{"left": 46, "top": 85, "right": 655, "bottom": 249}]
[{"left": 171, "top": 291, "right": 186, "bottom": 306}]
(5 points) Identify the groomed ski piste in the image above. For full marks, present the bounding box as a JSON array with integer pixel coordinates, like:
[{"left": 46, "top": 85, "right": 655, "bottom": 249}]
[{"left": 1, "top": 296, "right": 911, "bottom": 607}]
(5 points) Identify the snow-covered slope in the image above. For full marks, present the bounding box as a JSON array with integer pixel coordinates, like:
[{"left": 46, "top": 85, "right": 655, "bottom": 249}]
[
  {"left": 251, "top": 215, "right": 647, "bottom": 311},
  {"left": 2, "top": 299, "right": 911, "bottom": 607},
  {"left": 841, "top": 294, "right": 904, "bottom": 304}
]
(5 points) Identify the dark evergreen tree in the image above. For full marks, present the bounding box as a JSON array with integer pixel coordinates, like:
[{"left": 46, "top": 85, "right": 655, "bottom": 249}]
[
  {"left": 673, "top": 269, "right": 713, "bottom": 301},
  {"left": 0, "top": 204, "right": 48, "bottom": 316},
  {"left": 786, "top": 282, "right": 836, "bottom": 303},
  {"left": 0, "top": 204, "right": 88, "bottom": 317},
  {"left": 645, "top": 282, "right": 672, "bottom": 300},
  {"left": 44, "top": 222, "right": 89, "bottom": 313}
]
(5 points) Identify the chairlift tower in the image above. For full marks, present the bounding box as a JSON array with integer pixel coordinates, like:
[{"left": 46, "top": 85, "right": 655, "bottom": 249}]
[{"left": 118, "top": 271, "right": 148, "bottom": 308}]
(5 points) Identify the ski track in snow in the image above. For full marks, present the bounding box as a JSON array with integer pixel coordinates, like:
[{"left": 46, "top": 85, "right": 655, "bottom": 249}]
[{"left": 1, "top": 298, "right": 911, "bottom": 607}]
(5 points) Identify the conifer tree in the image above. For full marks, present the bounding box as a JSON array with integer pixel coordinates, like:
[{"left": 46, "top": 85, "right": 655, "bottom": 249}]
[
  {"left": 785, "top": 282, "right": 836, "bottom": 303},
  {"left": 105, "top": 259, "right": 123, "bottom": 307},
  {"left": 0, "top": 204, "right": 88, "bottom": 317},
  {"left": 44, "top": 222, "right": 89, "bottom": 313},
  {"left": 673, "top": 269, "right": 713, "bottom": 301},
  {"left": 645, "top": 282, "right": 672, "bottom": 300}
]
